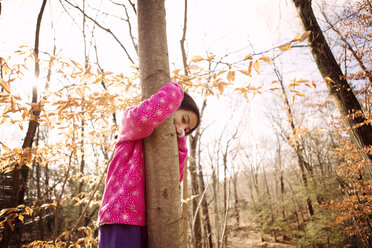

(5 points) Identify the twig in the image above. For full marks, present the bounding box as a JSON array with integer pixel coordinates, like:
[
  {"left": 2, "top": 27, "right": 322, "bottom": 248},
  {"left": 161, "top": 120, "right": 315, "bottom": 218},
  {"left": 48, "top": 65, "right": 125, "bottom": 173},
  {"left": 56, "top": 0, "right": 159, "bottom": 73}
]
[{"left": 59, "top": 0, "right": 135, "bottom": 64}]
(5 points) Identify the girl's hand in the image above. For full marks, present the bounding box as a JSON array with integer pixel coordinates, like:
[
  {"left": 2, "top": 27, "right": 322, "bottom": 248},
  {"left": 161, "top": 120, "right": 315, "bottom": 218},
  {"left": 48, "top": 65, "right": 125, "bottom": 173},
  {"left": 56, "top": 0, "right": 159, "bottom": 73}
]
[{"left": 176, "top": 127, "right": 185, "bottom": 138}]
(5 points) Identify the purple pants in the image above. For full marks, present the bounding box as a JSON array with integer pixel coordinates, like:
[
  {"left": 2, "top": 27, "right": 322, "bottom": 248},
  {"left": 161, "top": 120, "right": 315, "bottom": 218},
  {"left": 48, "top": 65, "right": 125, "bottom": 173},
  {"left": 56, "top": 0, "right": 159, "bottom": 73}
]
[{"left": 98, "top": 224, "right": 147, "bottom": 248}]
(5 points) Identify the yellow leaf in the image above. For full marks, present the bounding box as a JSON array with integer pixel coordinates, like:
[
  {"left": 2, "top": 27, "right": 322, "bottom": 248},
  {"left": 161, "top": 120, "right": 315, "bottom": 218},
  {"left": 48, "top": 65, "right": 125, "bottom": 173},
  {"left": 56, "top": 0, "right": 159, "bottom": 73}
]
[
  {"left": 227, "top": 71, "right": 236, "bottom": 82},
  {"left": 299, "top": 30, "right": 311, "bottom": 42},
  {"left": 191, "top": 55, "right": 204, "bottom": 63},
  {"left": 18, "top": 122, "right": 23, "bottom": 131},
  {"left": 292, "top": 31, "right": 311, "bottom": 42},
  {"left": 0, "top": 78, "right": 11, "bottom": 94},
  {"left": 0, "top": 92, "right": 9, "bottom": 97},
  {"left": 91, "top": 77, "right": 103, "bottom": 84},
  {"left": 216, "top": 70, "right": 227, "bottom": 76},
  {"left": 238, "top": 70, "right": 251, "bottom": 77},
  {"left": 312, "top": 81, "right": 317, "bottom": 88},
  {"left": 2, "top": 166, "right": 14, "bottom": 174},
  {"left": 181, "top": 194, "right": 200, "bottom": 204},
  {"left": 25, "top": 207, "right": 33, "bottom": 216},
  {"left": 3, "top": 104, "right": 12, "bottom": 115},
  {"left": 278, "top": 42, "right": 292, "bottom": 51},
  {"left": 18, "top": 214, "right": 24, "bottom": 223},
  {"left": 103, "top": 71, "right": 113, "bottom": 76},
  {"left": 292, "top": 33, "right": 302, "bottom": 42},
  {"left": 244, "top": 91, "right": 249, "bottom": 101},
  {"left": 288, "top": 82, "right": 300, "bottom": 87},
  {"left": 0, "top": 209, "right": 7, "bottom": 217},
  {"left": 244, "top": 55, "right": 253, "bottom": 60},
  {"left": 12, "top": 95, "right": 21, "bottom": 101},
  {"left": 248, "top": 61, "right": 253, "bottom": 76},
  {"left": 296, "top": 92, "right": 306, "bottom": 97},
  {"left": 1, "top": 143, "right": 10, "bottom": 151},
  {"left": 296, "top": 79, "right": 309, "bottom": 83},
  {"left": 259, "top": 56, "right": 272, "bottom": 64},
  {"left": 70, "top": 59, "right": 82, "bottom": 69},
  {"left": 206, "top": 55, "right": 216, "bottom": 61},
  {"left": 253, "top": 60, "right": 261, "bottom": 74},
  {"left": 324, "top": 77, "right": 335, "bottom": 83},
  {"left": 22, "top": 109, "right": 29, "bottom": 120},
  {"left": 7, "top": 221, "right": 14, "bottom": 231},
  {"left": 41, "top": 203, "right": 50, "bottom": 209},
  {"left": 218, "top": 84, "right": 224, "bottom": 94},
  {"left": 172, "top": 69, "right": 181, "bottom": 75},
  {"left": 272, "top": 80, "right": 279, "bottom": 84},
  {"left": 76, "top": 88, "right": 85, "bottom": 98}
]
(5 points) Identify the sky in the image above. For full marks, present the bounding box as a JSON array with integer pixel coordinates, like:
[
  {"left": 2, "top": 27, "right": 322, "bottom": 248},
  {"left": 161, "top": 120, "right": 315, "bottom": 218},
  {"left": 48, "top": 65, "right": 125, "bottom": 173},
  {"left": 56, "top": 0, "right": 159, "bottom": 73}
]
[
  {"left": 0, "top": 0, "right": 300, "bottom": 70},
  {"left": 0, "top": 0, "right": 343, "bottom": 163}
]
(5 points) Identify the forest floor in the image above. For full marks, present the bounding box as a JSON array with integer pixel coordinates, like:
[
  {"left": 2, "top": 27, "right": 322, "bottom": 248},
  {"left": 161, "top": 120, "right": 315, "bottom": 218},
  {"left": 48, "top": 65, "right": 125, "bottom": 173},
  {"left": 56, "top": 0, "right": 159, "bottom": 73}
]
[{"left": 226, "top": 210, "right": 297, "bottom": 248}]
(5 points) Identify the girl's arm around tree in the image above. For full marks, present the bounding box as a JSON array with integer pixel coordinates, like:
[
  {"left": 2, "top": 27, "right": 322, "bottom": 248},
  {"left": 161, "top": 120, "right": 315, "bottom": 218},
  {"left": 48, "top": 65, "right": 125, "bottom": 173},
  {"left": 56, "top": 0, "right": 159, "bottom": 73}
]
[{"left": 118, "top": 82, "right": 184, "bottom": 142}]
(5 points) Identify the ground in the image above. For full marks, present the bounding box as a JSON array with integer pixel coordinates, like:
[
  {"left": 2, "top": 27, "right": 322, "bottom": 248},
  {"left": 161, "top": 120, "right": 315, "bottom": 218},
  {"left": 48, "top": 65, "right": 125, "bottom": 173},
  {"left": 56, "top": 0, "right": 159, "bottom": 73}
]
[{"left": 226, "top": 210, "right": 297, "bottom": 248}]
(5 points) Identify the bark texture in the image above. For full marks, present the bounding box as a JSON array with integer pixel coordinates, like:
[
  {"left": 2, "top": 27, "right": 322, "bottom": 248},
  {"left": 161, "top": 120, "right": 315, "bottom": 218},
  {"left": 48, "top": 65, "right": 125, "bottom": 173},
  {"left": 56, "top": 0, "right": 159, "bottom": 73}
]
[
  {"left": 291, "top": 0, "right": 372, "bottom": 161},
  {"left": 137, "top": 0, "right": 183, "bottom": 247}
]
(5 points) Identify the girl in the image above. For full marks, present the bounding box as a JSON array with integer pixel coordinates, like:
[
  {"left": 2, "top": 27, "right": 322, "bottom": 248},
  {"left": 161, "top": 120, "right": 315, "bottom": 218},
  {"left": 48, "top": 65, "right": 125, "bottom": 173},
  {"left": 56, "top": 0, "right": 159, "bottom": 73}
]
[{"left": 97, "top": 82, "right": 200, "bottom": 248}]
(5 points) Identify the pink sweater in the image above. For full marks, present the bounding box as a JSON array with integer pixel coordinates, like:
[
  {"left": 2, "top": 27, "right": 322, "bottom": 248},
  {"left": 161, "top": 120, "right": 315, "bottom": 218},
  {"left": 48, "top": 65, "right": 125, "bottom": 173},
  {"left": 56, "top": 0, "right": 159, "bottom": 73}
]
[{"left": 98, "top": 82, "right": 188, "bottom": 226}]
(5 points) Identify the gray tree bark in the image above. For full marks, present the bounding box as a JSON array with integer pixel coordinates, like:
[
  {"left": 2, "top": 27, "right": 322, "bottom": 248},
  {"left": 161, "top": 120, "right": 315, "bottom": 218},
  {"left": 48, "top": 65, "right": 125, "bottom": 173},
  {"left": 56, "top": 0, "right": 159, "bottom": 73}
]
[{"left": 137, "top": 0, "right": 183, "bottom": 247}]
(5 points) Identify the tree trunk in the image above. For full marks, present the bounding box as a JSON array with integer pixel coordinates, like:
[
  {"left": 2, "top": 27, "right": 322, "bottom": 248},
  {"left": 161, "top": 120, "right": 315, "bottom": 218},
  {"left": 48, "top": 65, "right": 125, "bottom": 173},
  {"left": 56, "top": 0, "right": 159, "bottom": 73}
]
[
  {"left": 77, "top": 121, "right": 85, "bottom": 228},
  {"left": 0, "top": 1, "right": 46, "bottom": 246},
  {"left": 232, "top": 172, "right": 240, "bottom": 227},
  {"left": 195, "top": 101, "right": 213, "bottom": 248},
  {"left": 137, "top": 0, "right": 183, "bottom": 247},
  {"left": 180, "top": 1, "right": 189, "bottom": 246},
  {"left": 182, "top": 158, "right": 189, "bottom": 248},
  {"left": 291, "top": 0, "right": 372, "bottom": 162},
  {"left": 189, "top": 135, "right": 202, "bottom": 247},
  {"left": 275, "top": 65, "right": 314, "bottom": 216},
  {"left": 212, "top": 165, "right": 220, "bottom": 248},
  {"left": 199, "top": 164, "right": 213, "bottom": 248}
]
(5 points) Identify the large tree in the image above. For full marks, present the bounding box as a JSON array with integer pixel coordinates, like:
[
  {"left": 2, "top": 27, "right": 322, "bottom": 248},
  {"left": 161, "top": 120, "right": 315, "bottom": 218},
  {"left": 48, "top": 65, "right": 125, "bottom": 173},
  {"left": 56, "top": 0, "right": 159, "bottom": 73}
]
[
  {"left": 137, "top": 0, "right": 183, "bottom": 247},
  {"left": 291, "top": 0, "right": 372, "bottom": 162}
]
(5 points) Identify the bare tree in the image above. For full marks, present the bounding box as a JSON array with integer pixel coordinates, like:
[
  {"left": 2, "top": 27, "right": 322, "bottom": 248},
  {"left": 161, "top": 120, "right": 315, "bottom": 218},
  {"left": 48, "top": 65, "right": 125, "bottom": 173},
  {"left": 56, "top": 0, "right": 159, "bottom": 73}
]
[{"left": 273, "top": 64, "right": 314, "bottom": 216}]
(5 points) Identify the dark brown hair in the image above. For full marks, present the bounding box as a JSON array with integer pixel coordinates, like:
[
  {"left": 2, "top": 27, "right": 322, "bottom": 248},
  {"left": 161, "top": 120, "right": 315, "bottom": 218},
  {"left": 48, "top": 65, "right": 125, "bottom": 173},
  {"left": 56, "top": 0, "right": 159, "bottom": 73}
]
[{"left": 179, "top": 92, "right": 200, "bottom": 135}]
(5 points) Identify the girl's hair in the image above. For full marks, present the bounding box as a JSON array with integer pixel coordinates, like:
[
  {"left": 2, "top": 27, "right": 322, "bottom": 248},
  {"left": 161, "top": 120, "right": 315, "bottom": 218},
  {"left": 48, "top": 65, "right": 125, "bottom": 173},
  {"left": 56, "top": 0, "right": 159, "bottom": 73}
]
[{"left": 179, "top": 92, "right": 200, "bottom": 135}]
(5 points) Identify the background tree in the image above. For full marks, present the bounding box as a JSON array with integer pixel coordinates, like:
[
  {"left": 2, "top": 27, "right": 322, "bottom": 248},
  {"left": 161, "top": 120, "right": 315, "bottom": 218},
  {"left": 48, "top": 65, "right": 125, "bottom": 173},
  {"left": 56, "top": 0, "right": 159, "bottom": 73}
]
[{"left": 291, "top": 0, "right": 372, "bottom": 162}]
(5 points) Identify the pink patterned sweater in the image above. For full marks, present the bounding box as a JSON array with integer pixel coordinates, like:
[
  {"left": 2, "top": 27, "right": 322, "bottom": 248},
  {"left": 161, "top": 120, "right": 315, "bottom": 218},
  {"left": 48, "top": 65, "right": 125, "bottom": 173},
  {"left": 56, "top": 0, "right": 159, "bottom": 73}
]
[{"left": 97, "top": 82, "right": 187, "bottom": 227}]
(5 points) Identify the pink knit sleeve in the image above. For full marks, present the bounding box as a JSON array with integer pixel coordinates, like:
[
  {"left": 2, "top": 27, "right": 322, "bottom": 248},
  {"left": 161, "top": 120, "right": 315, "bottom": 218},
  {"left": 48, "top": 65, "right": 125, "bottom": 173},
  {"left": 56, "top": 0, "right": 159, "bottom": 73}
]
[
  {"left": 118, "top": 82, "right": 184, "bottom": 141},
  {"left": 178, "top": 136, "right": 188, "bottom": 182}
]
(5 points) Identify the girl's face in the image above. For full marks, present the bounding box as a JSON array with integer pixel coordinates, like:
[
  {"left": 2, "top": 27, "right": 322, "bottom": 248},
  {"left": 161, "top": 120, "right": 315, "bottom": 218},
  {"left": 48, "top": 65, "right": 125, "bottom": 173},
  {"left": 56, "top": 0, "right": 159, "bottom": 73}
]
[{"left": 174, "top": 109, "right": 198, "bottom": 137}]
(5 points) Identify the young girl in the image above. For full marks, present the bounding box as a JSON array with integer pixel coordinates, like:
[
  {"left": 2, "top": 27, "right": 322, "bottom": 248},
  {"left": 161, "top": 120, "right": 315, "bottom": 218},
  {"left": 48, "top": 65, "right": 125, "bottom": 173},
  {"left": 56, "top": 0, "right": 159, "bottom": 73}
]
[{"left": 97, "top": 82, "right": 200, "bottom": 248}]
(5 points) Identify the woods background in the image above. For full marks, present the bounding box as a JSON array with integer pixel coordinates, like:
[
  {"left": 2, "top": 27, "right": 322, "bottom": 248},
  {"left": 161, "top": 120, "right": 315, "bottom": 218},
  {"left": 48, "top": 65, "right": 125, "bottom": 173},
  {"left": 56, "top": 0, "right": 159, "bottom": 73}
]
[{"left": 0, "top": 0, "right": 371, "bottom": 247}]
